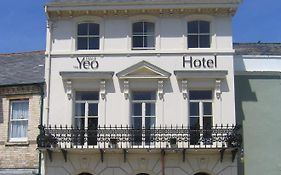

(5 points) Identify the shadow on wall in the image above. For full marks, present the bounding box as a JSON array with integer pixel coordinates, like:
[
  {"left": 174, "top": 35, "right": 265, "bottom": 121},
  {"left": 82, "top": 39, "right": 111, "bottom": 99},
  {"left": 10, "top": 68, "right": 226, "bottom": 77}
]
[{"left": 234, "top": 75, "right": 257, "bottom": 175}]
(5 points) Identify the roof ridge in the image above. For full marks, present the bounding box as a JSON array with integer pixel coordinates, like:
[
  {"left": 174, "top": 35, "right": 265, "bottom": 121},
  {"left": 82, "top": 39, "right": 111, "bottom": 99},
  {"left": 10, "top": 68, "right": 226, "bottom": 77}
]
[{"left": 0, "top": 50, "right": 45, "bottom": 56}]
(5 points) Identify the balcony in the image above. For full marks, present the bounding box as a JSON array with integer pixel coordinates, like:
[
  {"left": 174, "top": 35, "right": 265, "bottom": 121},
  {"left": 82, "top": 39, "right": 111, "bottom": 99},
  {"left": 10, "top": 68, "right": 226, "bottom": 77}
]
[{"left": 37, "top": 125, "right": 242, "bottom": 150}]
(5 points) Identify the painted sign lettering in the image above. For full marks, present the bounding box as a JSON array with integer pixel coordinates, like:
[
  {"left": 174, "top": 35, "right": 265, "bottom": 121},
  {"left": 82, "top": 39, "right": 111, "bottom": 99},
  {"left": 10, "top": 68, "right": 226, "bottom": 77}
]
[
  {"left": 74, "top": 57, "right": 99, "bottom": 70},
  {"left": 183, "top": 56, "right": 217, "bottom": 69}
]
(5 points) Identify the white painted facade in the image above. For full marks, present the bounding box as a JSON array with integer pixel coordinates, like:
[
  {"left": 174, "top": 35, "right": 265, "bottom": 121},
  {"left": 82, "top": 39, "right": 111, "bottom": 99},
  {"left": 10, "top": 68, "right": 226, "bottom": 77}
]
[{"left": 41, "top": 1, "right": 242, "bottom": 175}]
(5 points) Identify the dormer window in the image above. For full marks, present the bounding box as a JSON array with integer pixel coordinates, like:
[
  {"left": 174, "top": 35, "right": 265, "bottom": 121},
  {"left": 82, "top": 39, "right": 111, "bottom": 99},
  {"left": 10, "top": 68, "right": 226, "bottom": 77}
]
[
  {"left": 132, "top": 22, "right": 155, "bottom": 50},
  {"left": 77, "top": 23, "right": 100, "bottom": 50},
  {"left": 187, "top": 21, "right": 210, "bottom": 48}
]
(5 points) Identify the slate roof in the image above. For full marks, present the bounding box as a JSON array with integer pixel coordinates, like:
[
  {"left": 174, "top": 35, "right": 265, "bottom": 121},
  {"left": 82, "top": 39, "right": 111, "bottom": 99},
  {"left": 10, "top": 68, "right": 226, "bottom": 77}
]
[
  {"left": 234, "top": 43, "right": 281, "bottom": 56},
  {"left": 0, "top": 51, "right": 45, "bottom": 86}
]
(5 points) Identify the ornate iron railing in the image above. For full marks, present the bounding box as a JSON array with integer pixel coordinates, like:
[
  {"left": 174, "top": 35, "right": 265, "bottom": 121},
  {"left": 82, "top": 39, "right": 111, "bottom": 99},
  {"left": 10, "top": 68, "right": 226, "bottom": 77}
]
[{"left": 37, "top": 125, "right": 242, "bottom": 149}]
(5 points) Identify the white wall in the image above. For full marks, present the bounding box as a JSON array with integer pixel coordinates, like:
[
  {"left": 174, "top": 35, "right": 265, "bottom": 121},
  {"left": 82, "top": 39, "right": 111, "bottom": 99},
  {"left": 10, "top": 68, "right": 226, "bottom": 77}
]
[
  {"left": 46, "top": 54, "right": 236, "bottom": 127},
  {"left": 49, "top": 15, "right": 233, "bottom": 53}
]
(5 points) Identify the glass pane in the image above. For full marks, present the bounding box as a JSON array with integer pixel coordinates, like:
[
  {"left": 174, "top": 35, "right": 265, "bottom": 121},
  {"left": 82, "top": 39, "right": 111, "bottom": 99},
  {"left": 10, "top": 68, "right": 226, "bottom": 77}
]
[
  {"left": 189, "top": 117, "right": 199, "bottom": 129},
  {"left": 203, "top": 117, "right": 212, "bottom": 130},
  {"left": 199, "top": 21, "right": 210, "bottom": 33},
  {"left": 145, "top": 117, "right": 155, "bottom": 129},
  {"left": 77, "top": 37, "right": 88, "bottom": 50},
  {"left": 11, "top": 101, "right": 29, "bottom": 119},
  {"left": 203, "top": 102, "right": 212, "bottom": 115},
  {"left": 145, "top": 103, "right": 155, "bottom": 116},
  {"left": 132, "top": 36, "right": 143, "bottom": 48},
  {"left": 189, "top": 102, "right": 199, "bottom": 116},
  {"left": 88, "top": 118, "right": 98, "bottom": 130},
  {"left": 188, "top": 21, "right": 199, "bottom": 33},
  {"left": 144, "top": 36, "right": 155, "bottom": 48},
  {"left": 199, "top": 35, "right": 210, "bottom": 48},
  {"left": 74, "top": 118, "right": 85, "bottom": 129},
  {"left": 133, "top": 22, "right": 144, "bottom": 34},
  {"left": 78, "top": 23, "right": 88, "bottom": 35},
  {"left": 133, "top": 103, "right": 142, "bottom": 116},
  {"left": 75, "top": 103, "right": 85, "bottom": 116},
  {"left": 11, "top": 121, "right": 28, "bottom": 138},
  {"left": 76, "top": 92, "right": 99, "bottom": 101},
  {"left": 88, "top": 103, "right": 98, "bottom": 116},
  {"left": 89, "top": 23, "right": 99, "bottom": 35},
  {"left": 189, "top": 117, "right": 200, "bottom": 145},
  {"left": 144, "top": 22, "right": 154, "bottom": 35},
  {"left": 188, "top": 35, "right": 198, "bottom": 48},
  {"left": 88, "top": 118, "right": 98, "bottom": 145},
  {"left": 189, "top": 91, "right": 212, "bottom": 100},
  {"left": 89, "top": 37, "right": 99, "bottom": 50},
  {"left": 132, "top": 92, "right": 156, "bottom": 100},
  {"left": 203, "top": 117, "right": 212, "bottom": 140},
  {"left": 132, "top": 117, "right": 142, "bottom": 129}
]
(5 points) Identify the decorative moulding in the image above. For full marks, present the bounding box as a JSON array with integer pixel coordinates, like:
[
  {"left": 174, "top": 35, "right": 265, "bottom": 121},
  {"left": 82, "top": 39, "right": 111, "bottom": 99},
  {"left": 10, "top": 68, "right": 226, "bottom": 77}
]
[
  {"left": 181, "top": 79, "right": 188, "bottom": 99},
  {"left": 66, "top": 80, "right": 72, "bottom": 100},
  {"left": 100, "top": 80, "right": 106, "bottom": 100},
  {"left": 158, "top": 80, "right": 164, "bottom": 100},
  {"left": 215, "top": 79, "right": 222, "bottom": 99},
  {"left": 123, "top": 80, "right": 129, "bottom": 100}
]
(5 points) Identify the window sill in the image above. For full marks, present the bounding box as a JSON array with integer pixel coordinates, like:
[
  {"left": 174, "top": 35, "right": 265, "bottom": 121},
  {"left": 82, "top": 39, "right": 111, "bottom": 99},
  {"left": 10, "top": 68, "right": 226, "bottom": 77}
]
[{"left": 5, "top": 141, "right": 30, "bottom": 147}]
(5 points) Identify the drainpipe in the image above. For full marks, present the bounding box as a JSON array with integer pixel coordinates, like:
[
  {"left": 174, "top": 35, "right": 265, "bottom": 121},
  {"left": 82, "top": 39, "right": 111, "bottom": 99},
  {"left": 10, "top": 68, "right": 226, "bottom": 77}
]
[
  {"left": 37, "top": 83, "right": 45, "bottom": 175},
  {"left": 45, "top": 14, "right": 53, "bottom": 126}
]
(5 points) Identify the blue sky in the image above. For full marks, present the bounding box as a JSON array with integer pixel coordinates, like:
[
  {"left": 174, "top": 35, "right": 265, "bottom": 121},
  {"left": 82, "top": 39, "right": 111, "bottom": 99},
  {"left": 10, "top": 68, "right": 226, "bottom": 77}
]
[{"left": 0, "top": 0, "right": 280, "bottom": 53}]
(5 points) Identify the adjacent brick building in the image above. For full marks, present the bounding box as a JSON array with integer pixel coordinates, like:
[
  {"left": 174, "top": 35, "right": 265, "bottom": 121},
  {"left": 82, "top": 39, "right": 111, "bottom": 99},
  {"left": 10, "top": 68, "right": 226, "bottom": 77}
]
[{"left": 0, "top": 51, "right": 45, "bottom": 175}]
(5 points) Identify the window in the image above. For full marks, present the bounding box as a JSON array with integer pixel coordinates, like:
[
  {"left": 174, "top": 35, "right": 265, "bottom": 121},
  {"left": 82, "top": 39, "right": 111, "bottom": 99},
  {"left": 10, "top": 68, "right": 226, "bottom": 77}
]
[
  {"left": 74, "top": 91, "right": 99, "bottom": 145},
  {"left": 132, "top": 22, "right": 155, "bottom": 50},
  {"left": 77, "top": 23, "right": 100, "bottom": 50},
  {"left": 189, "top": 91, "right": 213, "bottom": 145},
  {"left": 187, "top": 21, "right": 210, "bottom": 48},
  {"left": 131, "top": 91, "right": 156, "bottom": 145},
  {"left": 9, "top": 100, "right": 29, "bottom": 141}
]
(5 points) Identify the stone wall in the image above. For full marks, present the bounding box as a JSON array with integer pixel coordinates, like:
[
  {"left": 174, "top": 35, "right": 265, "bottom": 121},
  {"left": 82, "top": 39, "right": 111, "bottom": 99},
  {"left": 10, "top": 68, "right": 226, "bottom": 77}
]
[{"left": 0, "top": 85, "right": 41, "bottom": 169}]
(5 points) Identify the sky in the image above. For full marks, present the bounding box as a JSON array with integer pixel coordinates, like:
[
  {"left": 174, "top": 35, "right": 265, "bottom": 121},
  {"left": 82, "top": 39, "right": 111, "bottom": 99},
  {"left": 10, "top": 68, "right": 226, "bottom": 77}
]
[{"left": 0, "top": 0, "right": 280, "bottom": 53}]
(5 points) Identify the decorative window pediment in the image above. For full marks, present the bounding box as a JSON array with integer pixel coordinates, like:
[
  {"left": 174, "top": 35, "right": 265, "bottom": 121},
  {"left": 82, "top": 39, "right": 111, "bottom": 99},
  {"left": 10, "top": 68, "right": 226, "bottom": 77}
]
[{"left": 116, "top": 61, "right": 171, "bottom": 79}]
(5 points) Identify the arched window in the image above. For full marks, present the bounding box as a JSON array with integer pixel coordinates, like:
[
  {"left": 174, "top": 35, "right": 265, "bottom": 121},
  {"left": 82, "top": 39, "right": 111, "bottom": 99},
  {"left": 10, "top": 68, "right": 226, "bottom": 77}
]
[
  {"left": 187, "top": 20, "right": 210, "bottom": 48},
  {"left": 194, "top": 172, "right": 210, "bottom": 175},
  {"left": 78, "top": 173, "right": 93, "bottom": 175},
  {"left": 77, "top": 23, "right": 100, "bottom": 50},
  {"left": 132, "top": 21, "right": 155, "bottom": 50}
]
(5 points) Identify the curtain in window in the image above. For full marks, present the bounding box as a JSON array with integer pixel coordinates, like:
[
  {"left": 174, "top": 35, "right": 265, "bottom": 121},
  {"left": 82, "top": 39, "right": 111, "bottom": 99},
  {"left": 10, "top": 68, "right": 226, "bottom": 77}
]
[{"left": 10, "top": 101, "right": 29, "bottom": 139}]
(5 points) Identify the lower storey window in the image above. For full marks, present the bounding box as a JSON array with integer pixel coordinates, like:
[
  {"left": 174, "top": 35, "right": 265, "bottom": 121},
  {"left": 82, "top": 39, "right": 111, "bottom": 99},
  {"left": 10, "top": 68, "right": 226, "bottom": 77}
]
[
  {"left": 189, "top": 90, "right": 213, "bottom": 145},
  {"left": 131, "top": 91, "right": 156, "bottom": 145},
  {"left": 74, "top": 91, "right": 99, "bottom": 145},
  {"left": 9, "top": 100, "right": 29, "bottom": 141}
]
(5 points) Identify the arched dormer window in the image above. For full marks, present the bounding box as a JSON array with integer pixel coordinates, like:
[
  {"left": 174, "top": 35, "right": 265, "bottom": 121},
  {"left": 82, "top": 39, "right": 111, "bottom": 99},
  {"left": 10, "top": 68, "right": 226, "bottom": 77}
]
[
  {"left": 187, "top": 20, "right": 210, "bottom": 48},
  {"left": 132, "top": 22, "right": 155, "bottom": 50},
  {"left": 77, "top": 23, "right": 100, "bottom": 50}
]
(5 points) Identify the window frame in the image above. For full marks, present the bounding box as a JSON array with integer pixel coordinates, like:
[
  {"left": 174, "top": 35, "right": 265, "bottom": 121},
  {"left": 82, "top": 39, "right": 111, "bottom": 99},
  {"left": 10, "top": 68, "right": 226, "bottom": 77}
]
[
  {"left": 132, "top": 21, "right": 156, "bottom": 50},
  {"left": 76, "top": 22, "right": 100, "bottom": 51},
  {"left": 187, "top": 20, "right": 211, "bottom": 48},
  {"left": 9, "top": 99, "right": 29, "bottom": 142},
  {"left": 188, "top": 90, "right": 213, "bottom": 145}
]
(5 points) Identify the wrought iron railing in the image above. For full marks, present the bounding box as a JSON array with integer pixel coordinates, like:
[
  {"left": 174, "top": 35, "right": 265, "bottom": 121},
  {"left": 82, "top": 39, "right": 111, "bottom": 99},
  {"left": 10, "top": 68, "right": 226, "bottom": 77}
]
[{"left": 37, "top": 125, "right": 242, "bottom": 149}]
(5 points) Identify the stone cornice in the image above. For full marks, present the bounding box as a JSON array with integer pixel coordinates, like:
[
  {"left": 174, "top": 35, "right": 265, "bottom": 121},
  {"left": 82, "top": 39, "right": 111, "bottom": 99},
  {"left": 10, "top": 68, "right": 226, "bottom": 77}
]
[
  {"left": 46, "top": 7, "right": 238, "bottom": 19},
  {"left": 0, "top": 85, "right": 41, "bottom": 96}
]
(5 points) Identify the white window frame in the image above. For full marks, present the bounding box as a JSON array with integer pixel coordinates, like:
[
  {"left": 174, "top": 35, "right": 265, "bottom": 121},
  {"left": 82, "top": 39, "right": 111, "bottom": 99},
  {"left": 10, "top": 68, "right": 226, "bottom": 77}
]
[
  {"left": 187, "top": 20, "right": 211, "bottom": 48},
  {"left": 74, "top": 91, "right": 99, "bottom": 129},
  {"left": 76, "top": 22, "right": 100, "bottom": 50},
  {"left": 9, "top": 100, "right": 29, "bottom": 142},
  {"left": 132, "top": 21, "right": 156, "bottom": 50},
  {"left": 188, "top": 90, "right": 213, "bottom": 145},
  {"left": 131, "top": 91, "right": 157, "bottom": 146}
]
